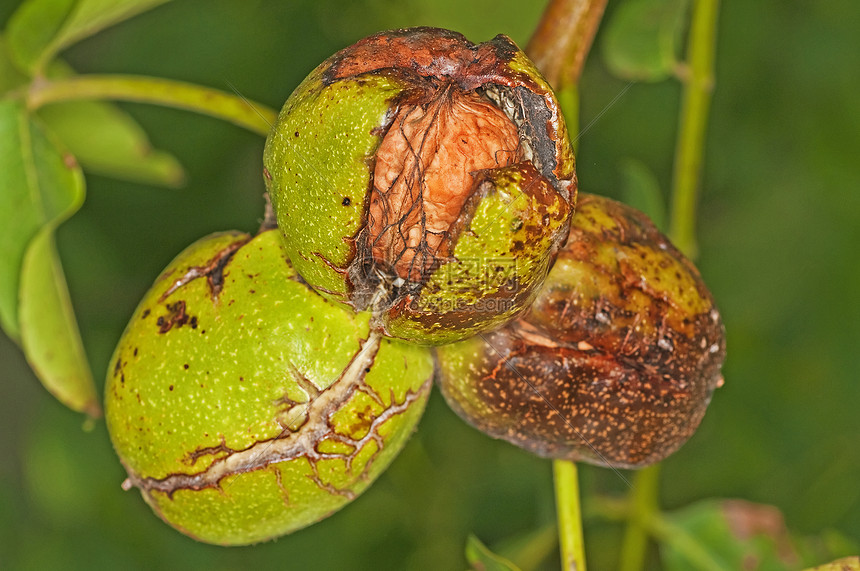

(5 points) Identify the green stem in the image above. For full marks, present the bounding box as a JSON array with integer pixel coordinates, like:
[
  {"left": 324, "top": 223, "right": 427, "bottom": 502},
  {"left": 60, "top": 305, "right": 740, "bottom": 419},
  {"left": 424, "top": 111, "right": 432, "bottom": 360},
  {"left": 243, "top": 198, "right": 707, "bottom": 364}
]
[
  {"left": 643, "top": 512, "right": 727, "bottom": 571},
  {"left": 618, "top": 465, "right": 661, "bottom": 571},
  {"left": 557, "top": 86, "right": 581, "bottom": 153},
  {"left": 552, "top": 83, "right": 584, "bottom": 571},
  {"left": 531, "top": 3, "right": 611, "bottom": 569},
  {"left": 669, "top": 0, "right": 720, "bottom": 258},
  {"left": 554, "top": 460, "right": 587, "bottom": 571},
  {"left": 552, "top": 84, "right": 585, "bottom": 571},
  {"left": 619, "top": 3, "right": 721, "bottom": 570},
  {"left": 27, "top": 74, "right": 276, "bottom": 137},
  {"left": 589, "top": 493, "right": 727, "bottom": 571},
  {"left": 526, "top": 0, "right": 608, "bottom": 88}
]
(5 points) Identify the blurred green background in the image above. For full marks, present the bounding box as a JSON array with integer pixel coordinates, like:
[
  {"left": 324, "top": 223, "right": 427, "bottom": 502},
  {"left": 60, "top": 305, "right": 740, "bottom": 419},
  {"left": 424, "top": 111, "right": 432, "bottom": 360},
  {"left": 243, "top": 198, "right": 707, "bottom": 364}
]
[{"left": 1, "top": 1, "right": 858, "bottom": 569}]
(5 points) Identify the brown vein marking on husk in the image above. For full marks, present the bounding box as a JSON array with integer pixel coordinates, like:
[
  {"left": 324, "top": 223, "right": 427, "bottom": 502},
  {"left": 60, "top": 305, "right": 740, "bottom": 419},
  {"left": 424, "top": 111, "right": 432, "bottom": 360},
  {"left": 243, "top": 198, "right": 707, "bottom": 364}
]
[
  {"left": 123, "top": 332, "right": 431, "bottom": 499},
  {"left": 159, "top": 235, "right": 251, "bottom": 302},
  {"left": 272, "top": 466, "right": 291, "bottom": 508}
]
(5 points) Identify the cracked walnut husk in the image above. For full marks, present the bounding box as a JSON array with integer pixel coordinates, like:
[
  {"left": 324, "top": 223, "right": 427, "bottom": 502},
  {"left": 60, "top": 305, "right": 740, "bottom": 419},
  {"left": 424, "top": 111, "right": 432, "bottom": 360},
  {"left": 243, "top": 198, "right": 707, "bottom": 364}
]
[
  {"left": 263, "top": 27, "right": 576, "bottom": 345},
  {"left": 105, "top": 230, "right": 434, "bottom": 545}
]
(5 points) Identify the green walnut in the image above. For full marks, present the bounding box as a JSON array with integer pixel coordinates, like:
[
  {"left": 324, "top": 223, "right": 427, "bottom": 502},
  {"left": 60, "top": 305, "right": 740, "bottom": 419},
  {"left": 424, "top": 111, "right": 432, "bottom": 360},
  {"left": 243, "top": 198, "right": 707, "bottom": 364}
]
[
  {"left": 263, "top": 27, "right": 576, "bottom": 345},
  {"left": 105, "top": 229, "right": 434, "bottom": 545},
  {"left": 436, "top": 194, "right": 726, "bottom": 468}
]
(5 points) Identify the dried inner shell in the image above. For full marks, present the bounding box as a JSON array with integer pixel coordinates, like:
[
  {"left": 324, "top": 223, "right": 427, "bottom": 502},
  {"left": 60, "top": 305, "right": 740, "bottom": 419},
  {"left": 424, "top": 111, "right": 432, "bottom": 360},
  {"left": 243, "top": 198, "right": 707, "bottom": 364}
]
[{"left": 368, "top": 88, "right": 520, "bottom": 282}]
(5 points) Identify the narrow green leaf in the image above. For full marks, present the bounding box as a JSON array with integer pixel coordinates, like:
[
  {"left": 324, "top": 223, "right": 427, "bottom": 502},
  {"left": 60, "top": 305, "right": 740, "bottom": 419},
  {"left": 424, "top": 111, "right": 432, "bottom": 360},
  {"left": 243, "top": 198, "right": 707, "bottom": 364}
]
[
  {"left": 465, "top": 534, "right": 523, "bottom": 571},
  {"left": 46, "top": 0, "right": 173, "bottom": 60},
  {"left": 6, "top": 0, "right": 173, "bottom": 74},
  {"left": 660, "top": 500, "right": 799, "bottom": 571},
  {"left": 493, "top": 524, "right": 557, "bottom": 571},
  {"left": 4, "top": 0, "right": 76, "bottom": 74},
  {"left": 0, "top": 99, "right": 47, "bottom": 339},
  {"left": 618, "top": 158, "right": 667, "bottom": 231},
  {"left": 38, "top": 99, "right": 185, "bottom": 187},
  {"left": 602, "top": 0, "right": 688, "bottom": 82},
  {"left": 0, "top": 99, "right": 98, "bottom": 416},
  {"left": 20, "top": 227, "right": 100, "bottom": 417},
  {"left": 32, "top": 59, "right": 185, "bottom": 186},
  {"left": 804, "top": 557, "right": 860, "bottom": 571}
]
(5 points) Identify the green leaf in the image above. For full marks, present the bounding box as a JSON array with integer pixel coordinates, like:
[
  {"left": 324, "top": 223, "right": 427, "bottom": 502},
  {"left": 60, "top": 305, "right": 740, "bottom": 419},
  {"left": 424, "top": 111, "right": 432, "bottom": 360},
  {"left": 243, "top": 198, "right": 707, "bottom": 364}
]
[
  {"left": 602, "top": 0, "right": 688, "bottom": 82},
  {"left": 20, "top": 227, "right": 100, "bottom": 417},
  {"left": 38, "top": 99, "right": 185, "bottom": 187},
  {"left": 0, "top": 99, "right": 98, "bottom": 416},
  {"left": 660, "top": 500, "right": 799, "bottom": 571},
  {"left": 0, "top": 99, "right": 48, "bottom": 339},
  {"left": 804, "top": 557, "right": 860, "bottom": 571},
  {"left": 465, "top": 534, "right": 523, "bottom": 571},
  {"left": 6, "top": 0, "right": 172, "bottom": 74},
  {"left": 618, "top": 158, "right": 667, "bottom": 231}
]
